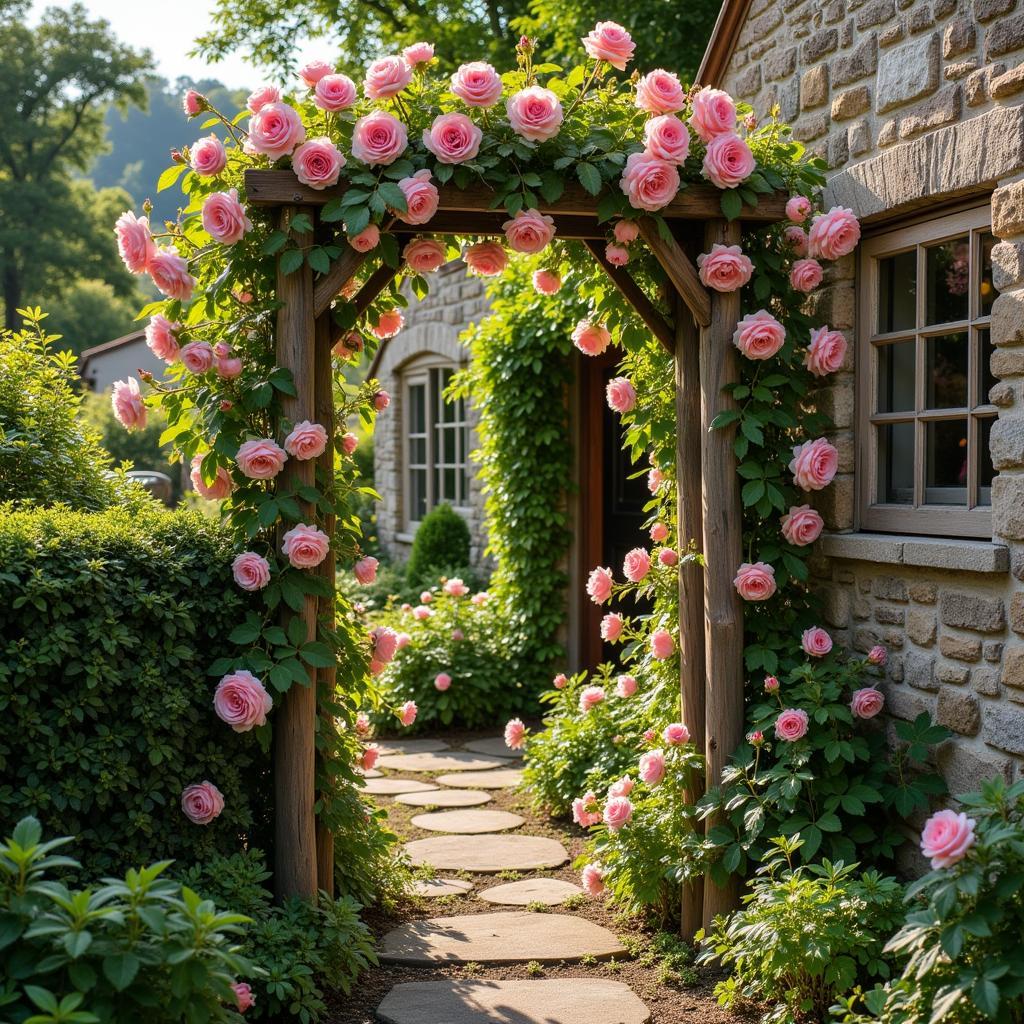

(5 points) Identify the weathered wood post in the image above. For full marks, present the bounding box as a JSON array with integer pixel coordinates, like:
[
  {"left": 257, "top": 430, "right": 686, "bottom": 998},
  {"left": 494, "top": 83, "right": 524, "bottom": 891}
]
[
  {"left": 699, "top": 218, "right": 745, "bottom": 929},
  {"left": 273, "top": 205, "right": 319, "bottom": 902}
]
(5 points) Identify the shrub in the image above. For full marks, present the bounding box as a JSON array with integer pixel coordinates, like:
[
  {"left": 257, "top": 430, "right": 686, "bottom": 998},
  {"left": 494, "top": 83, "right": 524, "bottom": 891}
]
[{"left": 404, "top": 503, "right": 471, "bottom": 588}]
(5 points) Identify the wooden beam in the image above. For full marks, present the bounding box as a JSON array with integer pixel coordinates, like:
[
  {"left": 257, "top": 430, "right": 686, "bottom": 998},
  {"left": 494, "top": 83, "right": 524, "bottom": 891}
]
[
  {"left": 584, "top": 240, "right": 675, "bottom": 355},
  {"left": 327, "top": 259, "right": 402, "bottom": 347},
  {"left": 313, "top": 246, "right": 368, "bottom": 319},
  {"left": 422, "top": 210, "right": 606, "bottom": 239},
  {"left": 637, "top": 218, "right": 711, "bottom": 328},
  {"left": 699, "top": 218, "right": 745, "bottom": 931}
]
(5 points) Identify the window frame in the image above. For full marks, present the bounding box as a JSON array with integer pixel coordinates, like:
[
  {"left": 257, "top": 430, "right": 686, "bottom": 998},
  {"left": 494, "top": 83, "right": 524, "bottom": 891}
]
[{"left": 856, "top": 204, "right": 996, "bottom": 539}]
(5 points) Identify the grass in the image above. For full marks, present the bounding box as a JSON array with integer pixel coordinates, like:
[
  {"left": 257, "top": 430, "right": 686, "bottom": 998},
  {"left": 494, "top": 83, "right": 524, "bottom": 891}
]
[
  {"left": 525, "top": 900, "right": 549, "bottom": 913},
  {"left": 496, "top": 870, "right": 521, "bottom": 881},
  {"left": 562, "top": 892, "right": 587, "bottom": 910},
  {"left": 462, "top": 962, "right": 482, "bottom": 976},
  {"left": 525, "top": 960, "right": 544, "bottom": 976}
]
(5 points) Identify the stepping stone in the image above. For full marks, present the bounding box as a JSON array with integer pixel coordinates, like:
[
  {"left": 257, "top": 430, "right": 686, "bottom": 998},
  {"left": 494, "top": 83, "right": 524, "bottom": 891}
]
[
  {"left": 405, "top": 835, "right": 567, "bottom": 873},
  {"left": 361, "top": 778, "right": 439, "bottom": 796},
  {"left": 395, "top": 789, "right": 492, "bottom": 808},
  {"left": 376, "top": 751, "right": 512, "bottom": 773},
  {"left": 479, "top": 877, "right": 584, "bottom": 906},
  {"left": 412, "top": 878, "right": 473, "bottom": 898},
  {"left": 462, "top": 736, "right": 524, "bottom": 759},
  {"left": 374, "top": 738, "right": 450, "bottom": 756},
  {"left": 377, "top": 979, "right": 650, "bottom": 1024},
  {"left": 436, "top": 769, "right": 523, "bottom": 789},
  {"left": 357, "top": 768, "right": 382, "bottom": 778},
  {"left": 410, "top": 809, "right": 524, "bottom": 834},
  {"left": 378, "top": 911, "right": 626, "bottom": 965}
]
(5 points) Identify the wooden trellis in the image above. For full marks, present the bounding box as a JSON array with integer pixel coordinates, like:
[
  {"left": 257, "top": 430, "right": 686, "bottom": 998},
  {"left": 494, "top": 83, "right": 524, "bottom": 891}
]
[{"left": 246, "top": 168, "right": 787, "bottom": 937}]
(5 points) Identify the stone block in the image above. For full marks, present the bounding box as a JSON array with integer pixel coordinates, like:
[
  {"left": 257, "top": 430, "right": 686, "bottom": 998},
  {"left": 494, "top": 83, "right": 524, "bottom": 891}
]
[
  {"left": 986, "top": 14, "right": 1024, "bottom": 59},
  {"left": 801, "top": 65, "right": 830, "bottom": 109},
  {"left": 884, "top": 683, "right": 932, "bottom": 719},
  {"left": 1012, "top": 592, "right": 1024, "bottom": 633},
  {"left": 824, "top": 0, "right": 847, "bottom": 22},
  {"left": 849, "top": 119, "right": 872, "bottom": 155},
  {"left": 985, "top": 641, "right": 1005, "bottom": 662},
  {"left": 975, "top": 0, "right": 1017, "bottom": 20},
  {"left": 908, "top": 4, "right": 935, "bottom": 32},
  {"left": 873, "top": 575, "right": 909, "bottom": 601},
  {"left": 879, "top": 21, "right": 904, "bottom": 47},
  {"left": 990, "top": 381, "right": 1016, "bottom": 407},
  {"left": 834, "top": 35, "right": 879, "bottom": 86},
  {"left": 902, "top": 538, "right": 1010, "bottom": 573},
  {"left": 940, "top": 591, "right": 1006, "bottom": 633},
  {"left": 765, "top": 47, "right": 798, "bottom": 81},
  {"left": 832, "top": 85, "right": 872, "bottom": 119},
  {"left": 910, "top": 581, "right": 939, "bottom": 604},
  {"left": 876, "top": 604, "right": 906, "bottom": 625},
  {"left": 937, "top": 741, "right": 1013, "bottom": 798},
  {"left": 855, "top": 626, "right": 883, "bottom": 651},
  {"left": 905, "top": 650, "right": 938, "bottom": 690},
  {"left": 934, "top": 0, "right": 958, "bottom": 15},
  {"left": 993, "top": 182, "right": 1024, "bottom": 243},
  {"left": 992, "top": 64, "right": 1024, "bottom": 99},
  {"left": 907, "top": 609, "right": 937, "bottom": 645},
  {"left": 992, "top": 243, "right": 1024, "bottom": 294},
  {"left": 984, "top": 702, "right": 1024, "bottom": 754},
  {"left": 991, "top": 417, "right": 1024, "bottom": 469},
  {"left": 735, "top": 63, "right": 762, "bottom": 98},
  {"left": 803, "top": 28, "right": 840, "bottom": 62},
  {"left": 1002, "top": 645, "right": 1024, "bottom": 688},
  {"left": 822, "top": 585, "right": 851, "bottom": 628},
  {"left": 937, "top": 688, "right": 981, "bottom": 734},
  {"left": 877, "top": 34, "right": 940, "bottom": 112},
  {"left": 937, "top": 662, "right": 971, "bottom": 685},
  {"left": 897, "top": 84, "right": 962, "bottom": 140},
  {"left": 940, "top": 634, "right": 984, "bottom": 661},
  {"left": 856, "top": 0, "right": 894, "bottom": 28},
  {"left": 945, "top": 59, "right": 979, "bottom": 80},
  {"left": 993, "top": 349, "right": 1024, "bottom": 379},
  {"left": 994, "top": 475, "right": 1024, "bottom": 539},
  {"left": 828, "top": 129, "right": 851, "bottom": 168},
  {"left": 973, "top": 666, "right": 1001, "bottom": 695},
  {"left": 943, "top": 17, "right": 976, "bottom": 58}
]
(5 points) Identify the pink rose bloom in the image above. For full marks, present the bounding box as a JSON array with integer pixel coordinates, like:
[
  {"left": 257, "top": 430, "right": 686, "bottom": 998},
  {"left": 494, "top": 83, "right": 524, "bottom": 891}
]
[
  {"left": 586, "top": 565, "right": 613, "bottom": 604},
  {"left": 573, "top": 793, "right": 602, "bottom": 827},
  {"left": 282, "top": 523, "right": 331, "bottom": 569},
  {"left": 299, "top": 60, "right": 333, "bottom": 87},
  {"left": 444, "top": 577, "right": 469, "bottom": 596},
  {"left": 786, "top": 196, "right": 813, "bottom": 223},
  {"left": 689, "top": 87, "right": 737, "bottom": 142},
  {"left": 202, "top": 189, "right": 251, "bottom": 245},
  {"left": 236, "top": 438, "right": 287, "bottom": 479},
  {"left": 643, "top": 114, "right": 690, "bottom": 164},
  {"left": 553, "top": 673, "right": 568, "bottom": 689},
  {"left": 615, "top": 674, "right": 637, "bottom": 698},
  {"left": 423, "top": 112, "right": 483, "bottom": 164},
  {"left": 111, "top": 377, "right": 146, "bottom": 430},
  {"left": 451, "top": 61, "right": 503, "bottom": 107},
  {"left": 920, "top": 809, "right": 977, "bottom": 869},
  {"left": 145, "top": 315, "right": 180, "bottom": 363},
  {"left": 506, "top": 86, "right": 563, "bottom": 142},
  {"left": 784, "top": 225, "right": 809, "bottom": 256},
  {"left": 364, "top": 56, "right": 413, "bottom": 100},
  {"left": 790, "top": 438, "right": 839, "bottom": 491},
  {"left": 180, "top": 341, "right": 214, "bottom": 374},
  {"left": 465, "top": 240, "right": 508, "bottom": 277},
  {"left": 605, "top": 243, "right": 630, "bottom": 266},
  {"left": 471, "top": 591, "right": 489, "bottom": 605},
  {"left": 781, "top": 505, "right": 824, "bottom": 547},
  {"left": 349, "top": 224, "right": 381, "bottom": 251},
  {"left": 613, "top": 219, "right": 640, "bottom": 244},
  {"left": 341, "top": 432, "right": 359, "bottom": 455},
  {"left": 412, "top": 605, "right": 432, "bottom": 620},
  {"left": 774, "top": 707, "right": 809, "bottom": 741},
  {"left": 355, "top": 712, "right": 371, "bottom": 736},
  {"left": 403, "top": 42, "right": 434, "bottom": 66},
  {"left": 396, "top": 632, "right": 411, "bottom": 649},
  {"left": 580, "top": 863, "right": 605, "bottom": 896},
  {"left": 809, "top": 207, "right": 861, "bottom": 260},
  {"left": 397, "top": 169, "right": 439, "bottom": 225},
  {"left": 603, "top": 795, "right": 633, "bottom": 830},
  {"left": 293, "top": 137, "right": 345, "bottom": 189},
  {"left": 703, "top": 133, "right": 755, "bottom": 189},
  {"left": 148, "top": 246, "right": 195, "bottom": 301},
  {"left": 623, "top": 547, "right": 651, "bottom": 583},
  {"left": 214, "top": 670, "right": 273, "bottom": 732},
  {"left": 697, "top": 243, "right": 754, "bottom": 292},
  {"left": 582, "top": 21, "right": 635, "bottom": 69},
  {"left": 213, "top": 341, "right": 242, "bottom": 378},
  {"left": 659, "top": 549, "right": 678, "bottom": 566},
  {"left": 790, "top": 258, "right": 823, "bottom": 293},
  {"left": 608, "top": 776, "right": 634, "bottom": 798},
  {"left": 361, "top": 745, "right": 380, "bottom": 771},
  {"left": 648, "top": 467, "right": 665, "bottom": 493},
  {"left": 733, "top": 561, "right": 777, "bottom": 602},
  {"left": 620, "top": 152, "right": 680, "bottom": 212},
  {"left": 635, "top": 69, "right": 685, "bottom": 114},
  {"left": 579, "top": 685, "right": 606, "bottom": 712},
  {"left": 398, "top": 700, "right": 418, "bottom": 727},
  {"left": 351, "top": 110, "right": 408, "bottom": 166},
  {"left": 802, "top": 626, "right": 833, "bottom": 658},
  {"left": 232, "top": 552, "right": 271, "bottom": 591},
  {"left": 372, "top": 311, "right": 404, "bottom": 340},
  {"left": 663, "top": 723, "right": 690, "bottom": 746},
  {"left": 370, "top": 626, "right": 398, "bottom": 664},
  {"left": 420, "top": 591, "right": 434, "bottom": 603},
  {"left": 353, "top": 556, "right": 379, "bottom": 584},
  {"left": 247, "top": 84, "right": 280, "bottom": 113},
  {"left": 572, "top": 320, "right": 611, "bottom": 356},
  {"left": 850, "top": 687, "right": 885, "bottom": 719},
  {"left": 764, "top": 675, "right": 780, "bottom": 692},
  {"left": 434, "top": 672, "right": 452, "bottom": 691},
  {"left": 503, "top": 209, "right": 556, "bottom": 254},
  {"left": 733, "top": 309, "right": 786, "bottom": 361},
  {"left": 805, "top": 326, "right": 848, "bottom": 377},
  {"left": 232, "top": 982, "right": 255, "bottom": 1013},
  {"left": 314, "top": 73, "right": 357, "bottom": 112},
  {"left": 601, "top": 613, "right": 624, "bottom": 642},
  {"left": 533, "top": 269, "right": 561, "bottom": 294},
  {"left": 504, "top": 717, "right": 526, "bottom": 750},
  {"left": 643, "top": 729, "right": 657, "bottom": 743},
  {"left": 868, "top": 645, "right": 887, "bottom": 666},
  {"left": 190, "top": 456, "right": 232, "bottom": 500},
  {"left": 181, "top": 781, "right": 224, "bottom": 825},
  {"left": 638, "top": 749, "right": 665, "bottom": 785},
  {"left": 650, "top": 522, "right": 669, "bottom": 543},
  {"left": 247, "top": 102, "right": 306, "bottom": 160},
  {"left": 606, "top": 376, "right": 636, "bottom": 414},
  {"left": 191, "top": 135, "right": 227, "bottom": 177},
  {"left": 404, "top": 237, "right": 447, "bottom": 273},
  {"left": 183, "top": 90, "right": 203, "bottom": 117},
  {"left": 284, "top": 420, "right": 328, "bottom": 461},
  {"left": 651, "top": 629, "right": 675, "bottom": 660}
]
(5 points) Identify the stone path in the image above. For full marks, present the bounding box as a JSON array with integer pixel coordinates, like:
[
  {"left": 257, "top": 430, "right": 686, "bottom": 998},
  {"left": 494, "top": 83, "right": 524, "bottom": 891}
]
[
  {"left": 435, "top": 768, "right": 524, "bottom": 788},
  {"left": 410, "top": 809, "right": 524, "bottom": 833},
  {"left": 478, "top": 877, "right": 583, "bottom": 906},
  {"left": 375, "top": 738, "right": 451, "bottom": 756},
  {"left": 412, "top": 878, "right": 474, "bottom": 898},
  {"left": 395, "top": 788, "right": 492, "bottom": 807},
  {"left": 462, "top": 736, "right": 524, "bottom": 759},
  {"left": 361, "top": 778, "right": 438, "bottom": 795},
  {"left": 405, "top": 834, "right": 568, "bottom": 872},
  {"left": 377, "top": 751, "right": 512, "bottom": 773}
]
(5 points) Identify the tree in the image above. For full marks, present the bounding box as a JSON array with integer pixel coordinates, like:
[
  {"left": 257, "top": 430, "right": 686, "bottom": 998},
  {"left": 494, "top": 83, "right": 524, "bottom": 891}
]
[
  {"left": 0, "top": 1, "right": 151, "bottom": 328},
  {"left": 39, "top": 278, "right": 142, "bottom": 356}
]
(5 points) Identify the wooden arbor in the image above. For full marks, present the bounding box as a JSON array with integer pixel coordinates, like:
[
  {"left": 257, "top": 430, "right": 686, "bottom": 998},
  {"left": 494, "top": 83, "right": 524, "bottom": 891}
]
[{"left": 246, "top": 168, "right": 786, "bottom": 936}]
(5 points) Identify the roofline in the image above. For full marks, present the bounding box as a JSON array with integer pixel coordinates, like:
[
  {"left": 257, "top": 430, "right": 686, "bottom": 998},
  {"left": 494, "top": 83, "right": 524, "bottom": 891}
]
[
  {"left": 79, "top": 329, "right": 146, "bottom": 366},
  {"left": 696, "top": 0, "right": 755, "bottom": 89}
]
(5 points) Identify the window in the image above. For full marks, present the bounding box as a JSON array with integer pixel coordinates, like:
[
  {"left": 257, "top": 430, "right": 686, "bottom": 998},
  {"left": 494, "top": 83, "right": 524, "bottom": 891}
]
[
  {"left": 858, "top": 206, "right": 996, "bottom": 538},
  {"left": 402, "top": 361, "right": 470, "bottom": 528}
]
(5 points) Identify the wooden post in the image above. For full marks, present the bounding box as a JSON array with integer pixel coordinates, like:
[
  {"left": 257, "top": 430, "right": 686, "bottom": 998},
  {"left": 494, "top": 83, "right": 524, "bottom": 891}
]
[
  {"left": 699, "top": 218, "right": 745, "bottom": 930},
  {"left": 672, "top": 288, "right": 707, "bottom": 943},
  {"left": 273, "top": 206, "right": 319, "bottom": 902}
]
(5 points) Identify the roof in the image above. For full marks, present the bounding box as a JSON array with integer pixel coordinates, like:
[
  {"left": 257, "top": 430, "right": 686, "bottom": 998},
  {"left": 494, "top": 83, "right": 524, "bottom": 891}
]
[
  {"left": 79, "top": 329, "right": 146, "bottom": 370},
  {"left": 696, "top": 0, "right": 755, "bottom": 89}
]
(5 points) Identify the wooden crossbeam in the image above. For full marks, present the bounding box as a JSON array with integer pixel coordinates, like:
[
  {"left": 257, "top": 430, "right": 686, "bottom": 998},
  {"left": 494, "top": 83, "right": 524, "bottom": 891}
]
[
  {"left": 423, "top": 210, "right": 606, "bottom": 239},
  {"left": 313, "top": 247, "right": 367, "bottom": 318},
  {"left": 637, "top": 218, "right": 711, "bottom": 328}
]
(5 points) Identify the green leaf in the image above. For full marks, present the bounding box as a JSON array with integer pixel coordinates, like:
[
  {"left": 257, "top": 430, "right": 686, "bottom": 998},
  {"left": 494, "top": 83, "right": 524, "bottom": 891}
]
[
  {"left": 280, "top": 248, "right": 304, "bottom": 275},
  {"left": 720, "top": 189, "right": 742, "bottom": 221},
  {"left": 157, "top": 163, "right": 187, "bottom": 193},
  {"left": 103, "top": 953, "right": 140, "bottom": 992},
  {"left": 308, "top": 247, "right": 330, "bottom": 275},
  {"left": 576, "top": 162, "right": 602, "bottom": 196},
  {"left": 376, "top": 181, "right": 408, "bottom": 212}
]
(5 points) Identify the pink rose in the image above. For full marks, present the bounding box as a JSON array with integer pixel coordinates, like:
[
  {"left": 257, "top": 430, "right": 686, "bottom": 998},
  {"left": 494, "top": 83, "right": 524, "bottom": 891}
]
[
  {"left": 580, "top": 863, "right": 605, "bottom": 896},
  {"left": 292, "top": 137, "right": 345, "bottom": 189},
  {"left": 314, "top": 73, "right": 357, "bottom": 112},
  {"left": 643, "top": 729, "right": 657, "bottom": 743},
  {"left": 353, "top": 556, "right": 379, "bottom": 584},
  {"left": 659, "top": 549, "right": 678, "bottom": 566},
  {"left": 620, "top": 152, "right": 680, "bottom": 212},
  {"left": 372, "top": 310, "right": 404, "bottom": 339},
  {"left": 651, "top": 629, "right": 675, "bottom": 660},
  {"left": 733, "top": 309, "right": 786, "bottom": 360},
  {"left": 786, "top": 196, "right": 812, "bottom": 223},
  {"left": 774, "top": 708, "right": 809, "bottom": 741},
  {"left": 236, "top": 438, "right": 287, "bottom": 479},
  {"left": 663, "top": 723, "right": 689, "bottom": 745},
  {"left": 397, "top": 170, "right": 439, "bottom": 225},
  {"left": 371, "top": 626, "right": 399, "bottom": 664},
  {"left": 214, "top": 670, "right": 273, "bottom": 732},
  {"left": 605, "top": 243, "right": 629, "bottom": 266},
  {"left": 572, "top": 320, "right": 611, "bottom": 356},
  {"left": 232, "top": 982, "right": 255, "bottom": 1013},
  {"left": 216, "top": 351, "right": 242, "bottom": 378},
  {"left": 351, "top": 110, "right": 408, "bottom": 166},
  {"left": 451, "top": 61, "right": 503, "bottom": 107},
  {"left": 615, "top": 674, "right": 637, "bottom": 698},
  {"left": 790, "top": 438, "right": 838, "bottom": 490},
  {"left": 781, "top": 505, "right": 824, "bottom": 547},
  {"left": 606, "top": 376, "right": 636, "bottom": 414},
  {"left": 423, "top": 112, "right": 482, "bottom": 164},
  {"left": 733, "top": 561, "right": 777, "bottom": 602},
  {"left": 920, "top": 809, "right": 977, "bottom": 869},
  {"left": 697, "top": 243, "right": 754, "bottom": 292},
  {"left": 603, "top": 796, "right": 633, "bottom": 830},
  {"left": 111, "top": 377, "right": 146, "bottom": 430},
  {"left": 582, "top": 21, "right": 635, "bottom": 69},
  {"left": 202, "top": 189, "right": 251, "bottom": 245},
  {"left": 361, "top": 745, "right": 379, "bottom": 771},
  {"left": 586, "top": 565, "right": 613, "bottom": 604},
  {"left": 364, "top": 56, "right": 413, "bottom": 100},
  {"left": 247, "top": 85, "right": 280, "bottom": 113},
  {"left": 181, "top": 781, "right": 224, "bottom": 825},
  {"left": 444, "top": 577, "right": 469, "bottom": 596},
  {"left": 465, "top": 240, "right": 508, "bottom": 277},
  {"left": 398, "top": 700, "right": 418, "bottom": 726},
  {"left": 638, "top": 749, "right": 665, "bottom": 785},
  {"left": 375, "top": 389, "right": 390, "bottom": 409},
  {"left": 801, "top": 626, "right": 833, "bottom": 658},
  {"left": 180, "top": 341, "right": 214, "bottom": 374},
  {"left": 533, "top": 269, "right": 561, "bottom": 294},
  {"left": 689, "top": 87, "right": 737, "bottom": 142},
  {"left": 412, "top": 605, "right": 431, "bottom": 620},
  {"left": 341, "top": 432, "right": 359, "bottom": 455},
  {"left": 403, "top": 42, "right": 434, "bottom": 66},
  {"left": 601, "top": 613, "right": 624, "bottom": 642},
  {"left": 790, "top": 258, "right": 823, "bottom": 293},
  {"left": 232, "top": 552, "right": 271, "bottom": 591},
  {"left": 396, "top": 632, "right": 411, "bottom": 649},
  {"left": 503, "top": 209, "right": 556, "bottom": 254},
  {"left": 850, "top": 687, "right": 885, "bottom": 719},
  {"left": 355, "top": 712, "right": 371, "bottom": 736},
  {"left": 145, "top": 315, "right": 180, "bottom": 363},
  {"left": 805, "top": 326, "right": 847, "bottom": 377},
  {"left": 868, "top": 645, "right": 887, "bottom": 666},
  {"left": 420, "top": 591, "right": 433, "bottom": 603},
  {"left": 506, "top": 86, "right": 563, "bottom": 142},
  {"left": 349, "top": 224, "right": 381, "bottom": 251},
  {"left": 809, "top": 207, "right": 861, "bottom": 260},
  {"left": 183, "top": 90, "right": 204, "bottom": 117},
  {"left": 643, "top": 114, "right": 690, "bottom": 164},
  {"left": 579, "top": 685, "right": 606, "bottom": 712},
  {"left": 573, "top": 793, "right": 602, "bottom": 827},
  {"left": 190, "top": 456, "right": 232, "bottom": 500},
  {"left": 504, "top": 718, "right": 526, "bottom": 750},
  {"left": 190, "top": 135, "right": 226, "bottom": 177},
  {"left": 434, "top": 672, "right": 452, "bottom": 691},
  {"left": 299, "top": 60, "right": 333, "bottom": 87},
  {"left": 471, "top": 591, "right": 489, "bottom": 605},
  {"left": 623, "top": 547, "right": 651, "bottom": 583},
  {"left": 613, "top": 220, "right": 640, "bottom": 244},
  {"left": 248, "top": 102, "right": 306, "bottom": 160},
  {"left": 405, "top": 237, "right": 446, "bottom": 273},
  {"left": 608, "top": 776, "right": 634, "bottom": 798},
  {"left": 702, "top": 133, "right": 755, "bottom": 189},
  {"left": 648, "top": 467, "right": 665, "bottom": 493},
  {"left": 650, "top": 522, "right": 669, "bottom": 543},
  {"left": 148, "top": 247, "right": 195, "bottom": 301},
  {"left": 764, "top": 675, "right": 779, "bottom": 693},
  {"left": 553, "top": 673, "right": 568, "bottom": 689},
  {"left": 282, "top": 524, "right": 330, "bottom": 569},
  {"left": 635, "top": 69, "right": 685, "bottom": 114},
  {"left": 784, "top": 225, "right": 809, "bottom": 256}
]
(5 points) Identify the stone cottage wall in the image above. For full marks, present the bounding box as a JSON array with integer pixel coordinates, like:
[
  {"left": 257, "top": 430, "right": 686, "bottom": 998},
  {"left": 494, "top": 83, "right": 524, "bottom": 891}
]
[{"left": 719, "top": 0, "right": 1024, "bottom": 787}]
